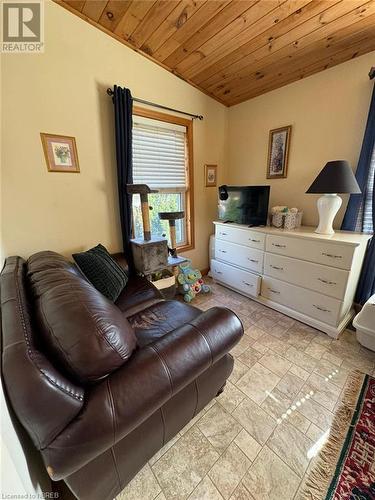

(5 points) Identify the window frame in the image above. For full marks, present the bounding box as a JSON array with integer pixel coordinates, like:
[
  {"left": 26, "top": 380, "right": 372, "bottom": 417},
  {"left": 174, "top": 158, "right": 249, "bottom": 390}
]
[{"left": 132, "top": 106, "right": 195, "bottom": 252}]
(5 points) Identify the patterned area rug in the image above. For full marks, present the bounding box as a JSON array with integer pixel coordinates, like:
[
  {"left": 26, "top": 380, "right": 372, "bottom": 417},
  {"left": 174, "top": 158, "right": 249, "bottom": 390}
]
[{"left": 300, "top": 370, "right": 375, "bottom": 499}]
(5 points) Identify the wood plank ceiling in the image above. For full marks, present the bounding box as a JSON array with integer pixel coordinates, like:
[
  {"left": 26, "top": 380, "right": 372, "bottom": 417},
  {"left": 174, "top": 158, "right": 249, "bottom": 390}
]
[{"left": 57, "top": 0, "right": 375, "bottom": 106}]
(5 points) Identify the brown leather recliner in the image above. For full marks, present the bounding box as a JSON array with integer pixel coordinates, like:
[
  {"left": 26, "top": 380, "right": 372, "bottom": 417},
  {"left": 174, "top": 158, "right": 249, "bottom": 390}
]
[{"left": 1, "top": 251, "right": 243, "bottom": 500}]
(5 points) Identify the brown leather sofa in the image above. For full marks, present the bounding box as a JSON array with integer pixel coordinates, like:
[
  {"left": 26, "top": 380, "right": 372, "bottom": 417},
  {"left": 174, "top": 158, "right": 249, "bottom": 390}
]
[{"left": 1, "top": 251, "right": 243, "bottom": 500}]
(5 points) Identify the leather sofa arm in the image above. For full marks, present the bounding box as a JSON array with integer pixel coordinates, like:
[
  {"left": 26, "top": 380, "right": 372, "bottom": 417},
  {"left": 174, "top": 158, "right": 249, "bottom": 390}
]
[{"left": 42, "top": 307, "right": 243, "bottom": 480}]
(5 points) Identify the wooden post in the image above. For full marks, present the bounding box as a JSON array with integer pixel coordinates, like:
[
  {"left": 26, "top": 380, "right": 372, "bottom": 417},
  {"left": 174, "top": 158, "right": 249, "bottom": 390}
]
[
  {"left": 127, "top": 184, "right": 157, "bottom": 241},
  {"left": 140, "top": 193, "right": 151, "bottom": 241}
]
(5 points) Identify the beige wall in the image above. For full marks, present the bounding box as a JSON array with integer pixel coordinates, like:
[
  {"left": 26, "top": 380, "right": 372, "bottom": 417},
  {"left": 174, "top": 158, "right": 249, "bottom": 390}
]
[
  {"left": 1, "top": 0, "right": 228, "bottom": 270},
  {"left": 2, "top": 0, "right": 374, "bottom": 268},
  {"left": 228, "top": 51, "right": 375, "bottom": 228}
]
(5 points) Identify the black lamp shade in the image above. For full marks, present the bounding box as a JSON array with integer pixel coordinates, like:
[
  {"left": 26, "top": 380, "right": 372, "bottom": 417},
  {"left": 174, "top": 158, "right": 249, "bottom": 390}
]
[{"left": 306, "top": 160, "right": 361, "bottom": 194}]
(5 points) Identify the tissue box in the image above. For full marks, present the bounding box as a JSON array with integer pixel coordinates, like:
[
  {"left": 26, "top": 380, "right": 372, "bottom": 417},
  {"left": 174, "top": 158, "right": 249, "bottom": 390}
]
[{"left": 271, "top": 211, "right": 303, "bottom": 229}]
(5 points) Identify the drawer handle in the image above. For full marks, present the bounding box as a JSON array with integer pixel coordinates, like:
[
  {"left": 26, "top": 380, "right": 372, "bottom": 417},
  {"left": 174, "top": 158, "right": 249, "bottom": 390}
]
[
  {"left": 318, "top": 278, "right": 337, "bottom": 285},
  {"left": 250, "top": 238, "right": 261, "bottom": 243},
  {"left": 270, "top": 265, "right": 283, "bottom": 271},
  {"left": 269, "top": 289, "right": 280, "bottom": 294},
  {"left": 272, "top": 243, "right": 286, "bottom": 248},
  {"left": 248, "top": 258, "right": 259, "bottom": 263},
  {"left": 220, "top": 232, "right": 228, "bottom": 236},
  {"left": 215, "top": 270, "right": 223, "bottom": 275},
  {"left": 219, "top": 250, "right": 227, "bottom": 253},
  {"left": 313, "top": 304, "right": 331, "bottom": 313},
  {"left": 322, "top": 252, "right": 342, "bottom": 259},
  {"left": 242, "top": 281, "right": 254, "bottom": 287}
]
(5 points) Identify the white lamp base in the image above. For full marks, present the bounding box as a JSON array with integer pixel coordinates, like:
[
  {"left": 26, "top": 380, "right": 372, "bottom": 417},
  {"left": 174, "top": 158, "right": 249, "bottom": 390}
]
[{"left": 315, "top": 194, "right": 342, "bottom": 235}]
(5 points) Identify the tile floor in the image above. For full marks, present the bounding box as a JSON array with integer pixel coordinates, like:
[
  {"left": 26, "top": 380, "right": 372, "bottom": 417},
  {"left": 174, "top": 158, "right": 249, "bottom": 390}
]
[{"left": 118, "top": 279, "right": 375, "bottom": 500}]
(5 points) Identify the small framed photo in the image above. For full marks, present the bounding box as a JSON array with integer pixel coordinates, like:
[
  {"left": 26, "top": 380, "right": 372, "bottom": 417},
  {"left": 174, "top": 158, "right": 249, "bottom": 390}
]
[
  {"left": 205, "top": 164, "right": 217, "bottom": 187},
  {"left": 40, "top": 133, "right": 80, "bottom": 173},
  {"left": 266, "top": 125, "right": 291, "bottom": 179}
]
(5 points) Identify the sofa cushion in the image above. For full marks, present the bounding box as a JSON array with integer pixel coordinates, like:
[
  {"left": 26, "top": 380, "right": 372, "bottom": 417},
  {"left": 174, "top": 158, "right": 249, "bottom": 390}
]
[
  {"left": 127, "top": 300, "right": 201, "bottom": 347},
  {"left": 115, "top": 274, "right": 163, "bottom": 317},
  {"left": 73, "top": 244, "right": 128, "bottom": 301},
  {"left": 28, "top": 252, "right": 137, "bottom": 384}
]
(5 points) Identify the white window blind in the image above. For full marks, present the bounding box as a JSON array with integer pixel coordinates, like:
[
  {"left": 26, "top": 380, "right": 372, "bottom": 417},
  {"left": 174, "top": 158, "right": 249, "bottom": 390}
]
[
  {"left": 363, "top": 147, "right": 375, "bottom": 233},
  {"left": 132, "top": 116, "right": 187, "bottom": 190},
  {"left": 355, "top": 146, "right": 375, "bottom": 234}
]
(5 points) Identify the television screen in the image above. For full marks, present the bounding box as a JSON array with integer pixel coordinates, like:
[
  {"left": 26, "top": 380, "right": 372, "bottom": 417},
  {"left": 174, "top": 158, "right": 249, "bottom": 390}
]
[{"left": 218, "top": 185, "right": 270, "bottom": 226}]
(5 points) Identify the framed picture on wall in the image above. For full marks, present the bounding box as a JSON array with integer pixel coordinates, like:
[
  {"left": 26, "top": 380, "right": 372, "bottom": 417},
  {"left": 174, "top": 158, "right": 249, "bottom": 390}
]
[
  {"left": 266, "top": 125, "right": 291, "bottom": 179},
  {"left": 40, "top": 133, "right": 80, "bottom": 173},
  {"left": 205, "top": 164, "right": 217, "bottom": 187}
]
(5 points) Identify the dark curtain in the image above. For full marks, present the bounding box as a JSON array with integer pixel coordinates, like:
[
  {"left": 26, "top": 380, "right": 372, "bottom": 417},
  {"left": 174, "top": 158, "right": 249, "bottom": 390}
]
[
  {"left": 112, "top": 85, "right": 134, "bottom": 267},
  {"left": 341, "top": 84, "right": 375, "bottom": 304}
]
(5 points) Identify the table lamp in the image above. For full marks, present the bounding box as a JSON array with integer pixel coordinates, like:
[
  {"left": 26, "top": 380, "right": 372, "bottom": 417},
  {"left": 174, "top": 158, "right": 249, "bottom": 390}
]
[{"left": 306, "top": 160, "right": 361, "bottom": 235}]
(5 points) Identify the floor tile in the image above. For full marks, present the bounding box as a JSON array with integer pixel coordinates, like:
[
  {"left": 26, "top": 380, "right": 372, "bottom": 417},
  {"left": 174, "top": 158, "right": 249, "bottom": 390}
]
[
  {"left": 261, "top": 388, "right": 292, "bottom": 420},
  {"left": 255, "top": 315, "right": 278, "bottom": 331},
  {"left": 246, "top": 325, "right": 265, "bottom": 341},
  {"left": 304, "top": 372, "right": 341, "bottom": 411},
  {"left": 242, "top": 446, "right": 300, "bottom": 500},
  {"left": 313, "top": 358, "right": 349, "bottom": 388},
  {"left": 233, "top": 429, "right": 262, "bottom": 462},
  {"left": 229, "top": 359, "right": 249, "bottom": 384},
  {"left": 149, "top": 434, "right": 181, "bottom": 466},
  {"left": 151, "top": 426, "right": 219, "bottom": 500},
  {"left": 209, "top": 443, "right": 251, "bottom": 499},
  {"left": 229, "top": 482, "right": 254, "bottom": 500},
  {"left": 230, "top": 334, "right": 255, "bottom": 358},
  {"left": 117, "top": 464, "right": 161, "bottom": 500},
  {"left": 267, "top": 421, "right": 312, "bottom": 477},
  {"left": 295, "top": 395, "right": 334, "bottom": 431},
  {"left": 188, "top": 476, "right": 223, "bottom": 500},
  {"left": 237, "top": 346, "right": 262, "bottom": 368},
  {"left": 257, "top": 333, "right": 289, "bottom": 356},
  {"left": 276, "top": 372, "right": 305, "bottom": 399},
  {"left": 217, "top": 381, "right": 246, "bottom": 413},
  {"left": 236, "top": 362, "right": 280, "bottom": 404},
  {"left": 197, "top": 403, "right": 242, "bottom": 452},
  {"left": 232, "top": 398, "right": 276, "bottom": 445},
  {"left": 304, "top": 342, "right": 327, "bottom": 360},
  {"left": 285, "top": 346, "right": 317, "bottom": 372},
  {"left": 258, "top": 351, "right": 292, "bottom": 377},
  {"left": 306, "top": 422, "right": 325, "bottom": 442},
  {"left": 288, "top": 363, "right": 310, "bottom": 381}
]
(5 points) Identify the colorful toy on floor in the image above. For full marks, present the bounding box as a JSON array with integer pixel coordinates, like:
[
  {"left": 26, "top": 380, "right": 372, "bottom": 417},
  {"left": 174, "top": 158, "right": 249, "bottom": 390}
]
[{"left": 177, "top": 260, "right": 211, "bottom": 302}]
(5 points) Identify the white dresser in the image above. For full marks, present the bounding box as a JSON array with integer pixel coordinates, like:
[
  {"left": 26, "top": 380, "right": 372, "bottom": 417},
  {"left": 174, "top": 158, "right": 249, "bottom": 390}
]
[{"left": 211, "top": 222, "right": 371, "bottom": 338}]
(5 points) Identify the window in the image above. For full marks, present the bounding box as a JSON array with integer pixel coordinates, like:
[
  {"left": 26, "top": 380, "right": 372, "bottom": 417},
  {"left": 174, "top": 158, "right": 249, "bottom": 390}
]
[
  {"left": 356, "top": 146, "right": 375, "bottom": 234},
  {"left": 132, "top": 107, "right": 194, "bottom": 251}
]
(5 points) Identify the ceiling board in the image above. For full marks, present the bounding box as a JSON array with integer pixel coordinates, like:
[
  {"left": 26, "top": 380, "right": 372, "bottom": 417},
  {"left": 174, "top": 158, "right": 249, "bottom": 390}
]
[
  {"left": 56, "top": 0, "right": 375, "bottom": 106},
  {"left": 206, "top": 0, "right": 375, "bottom": 97},
  {"left": 226, "top": 17, "right": 375, "bottom": 102}
]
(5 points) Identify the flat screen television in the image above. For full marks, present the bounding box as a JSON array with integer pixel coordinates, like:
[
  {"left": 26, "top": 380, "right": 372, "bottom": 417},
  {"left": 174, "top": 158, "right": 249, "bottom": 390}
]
[{"left": 218, "top": 185, "right": 270, "bottom": 226}]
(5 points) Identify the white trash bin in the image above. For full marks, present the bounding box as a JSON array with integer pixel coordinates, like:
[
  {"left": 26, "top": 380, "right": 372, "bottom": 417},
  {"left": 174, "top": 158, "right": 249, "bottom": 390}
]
[{"left": 353, "top": 294, "right": 375, "bottom": 352}]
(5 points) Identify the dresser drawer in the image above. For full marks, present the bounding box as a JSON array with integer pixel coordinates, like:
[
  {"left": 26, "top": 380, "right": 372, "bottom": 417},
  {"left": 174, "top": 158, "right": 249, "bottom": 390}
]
[
  {"left": 211, "top": 259, "right": 261, "bottom": 297},
  {"left": 264, "top": 253, "right": 349, "bottom": 300},
  {"left": 215, "top": 239, "right": 263, "bottom": 274},
  {"left": 215, "top": 225, "right": 265, "bottom": 250},
  {"left": 261, "top": 276, "right": 342, "bottom": 326},
  {"left": 266, "top": 234, "right": 355, "bottom": 270}
]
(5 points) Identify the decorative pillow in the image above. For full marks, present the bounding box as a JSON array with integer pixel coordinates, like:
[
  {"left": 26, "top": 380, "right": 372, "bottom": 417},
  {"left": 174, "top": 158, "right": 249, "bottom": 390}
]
[{"left": 73, "top": 244, "right": 128, "bottom": 301}]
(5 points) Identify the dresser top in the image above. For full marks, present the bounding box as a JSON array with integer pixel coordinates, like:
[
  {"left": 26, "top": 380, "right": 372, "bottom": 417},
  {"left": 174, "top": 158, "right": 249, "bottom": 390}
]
[{"left": 213, "top": 221, "right": 372, "bottom": 247}]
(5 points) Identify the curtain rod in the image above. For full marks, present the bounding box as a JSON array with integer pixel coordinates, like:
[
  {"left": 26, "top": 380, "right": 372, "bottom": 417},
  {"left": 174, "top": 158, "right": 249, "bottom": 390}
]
[
  {"left": 106, "top": 88, "right": 203, "bottom": 120},
  {"left": 369, "top": 67, "right": 375, "bottom": 80}
]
